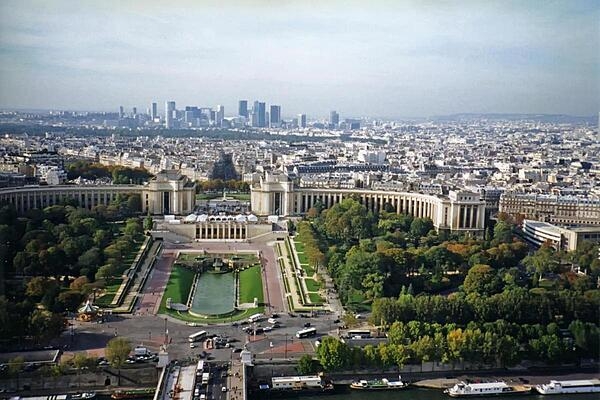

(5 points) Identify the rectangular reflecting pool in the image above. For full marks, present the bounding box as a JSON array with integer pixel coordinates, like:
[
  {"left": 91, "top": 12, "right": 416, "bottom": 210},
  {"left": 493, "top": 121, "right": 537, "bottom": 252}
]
[{"left": 190, "top": 272, "right": 236, "bottom": 316}]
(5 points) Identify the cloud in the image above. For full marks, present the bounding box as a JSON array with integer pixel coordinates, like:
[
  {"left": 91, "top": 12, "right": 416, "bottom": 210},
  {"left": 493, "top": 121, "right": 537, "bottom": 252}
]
[{"left": 0, "top": 0, "right": 598, "bottom": 116}]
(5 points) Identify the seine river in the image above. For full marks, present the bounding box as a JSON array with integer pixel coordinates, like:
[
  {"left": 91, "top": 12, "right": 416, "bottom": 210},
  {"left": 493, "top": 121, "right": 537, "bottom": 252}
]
[{"left": 299, "top": 388, "right": 600, "bottom": 400}]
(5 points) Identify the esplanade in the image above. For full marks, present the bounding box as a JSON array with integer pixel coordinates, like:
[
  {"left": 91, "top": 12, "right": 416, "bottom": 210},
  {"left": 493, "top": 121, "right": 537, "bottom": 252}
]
[
  {"left": 250, "top": 171, "right": 486, "bottom": 234},
  {"left": 0, "top": 170, "right": 196, "bottom": 215}
]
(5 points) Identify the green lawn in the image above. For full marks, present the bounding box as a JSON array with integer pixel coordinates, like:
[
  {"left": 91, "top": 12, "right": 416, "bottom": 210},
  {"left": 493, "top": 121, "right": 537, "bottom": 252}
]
[
  {"left": 94, "top": 278, "right": 123, "bottom": 307},
  {"left": 158, "top": 266, "right": 195, "bottom": 313},
  {"left": 239, "top": 266, "right": 264, "bottom": 304},
  {"left": 308, "top": 292, "right": 324, "bottom": 304},
  {"left": 294, "top": 241, "right": 306, "bottom": 254},
  {"left": 196, "top": 193, "right": 221, "bottom": 200},
  {"left": 304, "top": 278, "right": 321, "bottom": 292},
  {"left": 122, "top": 238, "right": 144, "bottom": 266},
  {"left": 229, "top": 193, "right": 250, "bottom": 201},
  {"left": 297, "top": 252, "right": 309, "bottom": 265}
]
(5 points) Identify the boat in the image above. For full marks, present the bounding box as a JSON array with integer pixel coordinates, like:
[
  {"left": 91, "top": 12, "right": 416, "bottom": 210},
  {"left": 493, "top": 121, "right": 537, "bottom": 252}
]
[
  {"left": 350, "top": 376, "right": 409, "bottom": 390},
  {"left": 9, "top": 394, "right": 95, "bottom": 400},
  {"left": 444, "top": 381, "right": 531, "bottom": 397},
  {"left": 111, "top": 388, "right": 156, "bottom": 400},
  {"left": 535, "top": 379, "right": 600, "bottom": 395},
  {"left": 253, "top": 375, "right": 336, "bottom": 397},
  {"left": 70, "top": 394, "right": 96, "bottom": 400}
]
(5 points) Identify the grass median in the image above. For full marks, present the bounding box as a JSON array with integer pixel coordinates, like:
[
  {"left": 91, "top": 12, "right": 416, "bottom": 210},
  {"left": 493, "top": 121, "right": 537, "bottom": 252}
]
[
  {"left": 158, "top": 265, "right": 195, "bottom": 314},
  {"left": 239, "top": 266, "right": 264, "bottom": 304}
]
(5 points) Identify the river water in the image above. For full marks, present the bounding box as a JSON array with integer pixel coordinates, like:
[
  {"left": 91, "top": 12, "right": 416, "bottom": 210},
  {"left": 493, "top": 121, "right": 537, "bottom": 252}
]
[{"left": 299, "top": 388, "right": 600, "bottom": 400}]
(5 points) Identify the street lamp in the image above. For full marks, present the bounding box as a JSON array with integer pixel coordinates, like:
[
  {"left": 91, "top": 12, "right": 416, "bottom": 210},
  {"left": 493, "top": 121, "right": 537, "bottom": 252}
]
[{"left": 164, "top": 318, "right": 168, "bottom": 346}]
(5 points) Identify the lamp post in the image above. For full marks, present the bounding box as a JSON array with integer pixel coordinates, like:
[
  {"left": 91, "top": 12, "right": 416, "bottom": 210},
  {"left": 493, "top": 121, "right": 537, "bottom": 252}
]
[
  {"left": 284, "top": 334, "right": 288, "bottom": 359},
  {"left": 164, "top": 317, "right": 168, "bottom": 347}
]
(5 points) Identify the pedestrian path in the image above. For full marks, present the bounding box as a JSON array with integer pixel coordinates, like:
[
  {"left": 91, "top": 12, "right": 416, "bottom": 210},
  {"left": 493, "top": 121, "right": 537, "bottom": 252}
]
[
  {"left": 228, "top": 359, "right": 246, "bottom": 400},
  {"left": 113, "top": 240, "right": 162, "bottom": 313}
]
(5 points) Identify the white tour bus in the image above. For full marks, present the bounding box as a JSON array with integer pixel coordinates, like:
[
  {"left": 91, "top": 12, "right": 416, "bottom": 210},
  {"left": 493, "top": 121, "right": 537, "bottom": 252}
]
[
  {"left": 296, "top": 327, "right": 317, "bottom": 338},
  {"left": 248, "top": 313, "right": 264, "bottom": 323},
  {"left": 188, "top": 330, "right": 208, "bottom": 343}
]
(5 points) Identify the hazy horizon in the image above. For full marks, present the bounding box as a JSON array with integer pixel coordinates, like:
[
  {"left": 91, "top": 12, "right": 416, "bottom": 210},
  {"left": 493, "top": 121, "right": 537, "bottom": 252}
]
[{"left": 1, "top": 0, "right": 598, "bottom": 118}]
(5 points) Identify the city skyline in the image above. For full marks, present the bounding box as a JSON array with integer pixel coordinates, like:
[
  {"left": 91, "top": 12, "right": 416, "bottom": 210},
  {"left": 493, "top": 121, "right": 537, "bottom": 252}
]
[{"left": 0, "top": 1, "right": 598, "bottom": 117}]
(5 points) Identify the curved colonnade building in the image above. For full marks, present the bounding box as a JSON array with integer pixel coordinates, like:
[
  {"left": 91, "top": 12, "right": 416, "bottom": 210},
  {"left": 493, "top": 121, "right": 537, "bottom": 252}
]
[
  {"left": 0, "top": 171, "right": 196, "bottom": 215},
  {"left": 0, "top": 170, "right": 487, "bottom": 236},
  {"left": 250, "top": 171, "right": 486, "bottom": 234}
]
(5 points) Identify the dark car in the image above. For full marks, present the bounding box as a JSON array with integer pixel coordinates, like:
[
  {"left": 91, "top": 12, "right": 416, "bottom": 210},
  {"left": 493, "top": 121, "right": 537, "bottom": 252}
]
[{"left": 303, "top": 322, "right": 311, "bottom": 328}]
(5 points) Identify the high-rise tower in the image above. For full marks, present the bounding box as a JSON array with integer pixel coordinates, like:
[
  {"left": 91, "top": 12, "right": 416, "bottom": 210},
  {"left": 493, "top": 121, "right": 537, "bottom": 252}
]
[
  {"left": 298, "top": 113, "right": 307, "bottom": 128},
  {"left": 329, "top": 110, "right": 339, "bottom": 128},
  {"left": 165, "top": 101, "right": 176, "bottom": 129},
  {"left": 216, "top": 105, "right": 225, "bottom": 127},
  {"left": 270, "top": 105, "right": 281, "bottom": 127},
  {"left": 238, "top": 100, "right": 248, "bottom": 118}
]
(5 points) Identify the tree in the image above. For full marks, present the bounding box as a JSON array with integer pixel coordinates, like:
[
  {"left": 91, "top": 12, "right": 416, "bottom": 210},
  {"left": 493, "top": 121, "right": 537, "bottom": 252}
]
[
  {"left": 58, "top": 290, "right": 84, "bottom": 312},
  {"left": 463, "top": 264, "right": 502, "bottom": 295},
  {"left": 72, "top": 353, "right": 95, "bottom": 371},
  {"left": 143, "top": 215, "right": 153, "bottom": 231},
  {"left": 126, "top": 195, "right": 142, "bottom": 214},
  {"left": 8, "top": 356, "right": 24, "bottom": 376},
  {"left": 124, "top": 218, "right": 142, "bottom": 236},
  {"left": 323, "top": 198, "right": 374, "bottom": 242},
  {"left": 78, "top": 247, "right": 102, "bottom": 270},
  {"left": 26, "top": 277, "right": 57, "bottom": 299},
  {"left": 106, "top": 337, "right": 131, "bottom": 384},
  {"left": 493, "top": 220, "right": 513, "bottom": 244},
  {"left": 96, "top": 264, "right": 117, "bottom": 282},
  {"left": 409, "top": 218, "right": 434, "bottom": 238},
  {"left": 70, "top": 276, "right": 90, "bottom": 291},
  {"left": 316, "top": 336, "right": 350, "bottom": 371},
  {"left": 362, "top": 272, "right": 386, "bottom": 301},
  {"left": 297, "top": 354, "right": 318, "bottom": 374}
]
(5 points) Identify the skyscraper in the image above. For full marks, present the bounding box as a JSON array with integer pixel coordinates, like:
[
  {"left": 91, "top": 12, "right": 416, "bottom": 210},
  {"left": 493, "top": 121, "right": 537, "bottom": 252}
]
[
  {"left": 270, "top": 105, "right": 281, "bottom": 127},
  {"left": 132, "top": 107, "right": 137, "bottom": 116},
  {"left": 119, "top": 106, "right": 124, "bottom": 119},
  {"left": 258, "top": 102, "right": 266, "bottom": 127},
  {"left": 216, "top": 105, "right": 225, "bottom": 127},
  {"left": 329, "top": 110, "right": 339, "bottom": 128},
  {"left": 298, "top": 113, "right": 307, "bottom": 128},
  {"left": 253, "top": 101, "right": 266, "bottom": 127},
  {"left": 151, "top": 102, "right": 158, "bottom": 120},
  {"left": 165, "top": 101, "right": 176, "bottom": 129},
  {"left": 238, "top": 100, "right": 248, "bottom": 118}
]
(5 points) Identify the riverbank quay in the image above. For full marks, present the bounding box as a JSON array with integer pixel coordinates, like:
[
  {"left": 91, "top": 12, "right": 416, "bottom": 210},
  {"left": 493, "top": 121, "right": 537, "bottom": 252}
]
[
  {"left": 250, "top": 361, "right": 599, "bottom": 388},
  {"left": 413, "top": 370, "right": 600, "bottom": 390},
  {"left": 0, "top": 366, "right": 159, "bottom": 394}
]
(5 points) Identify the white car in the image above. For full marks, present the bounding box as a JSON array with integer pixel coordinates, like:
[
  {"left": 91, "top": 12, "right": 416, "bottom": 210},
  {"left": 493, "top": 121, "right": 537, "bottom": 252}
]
[
  {"left": 190, "top": 343, "right": 196, "bottom": 349},
  {"left": 221, "top": 387, "right": 227, "bottom": 393}
]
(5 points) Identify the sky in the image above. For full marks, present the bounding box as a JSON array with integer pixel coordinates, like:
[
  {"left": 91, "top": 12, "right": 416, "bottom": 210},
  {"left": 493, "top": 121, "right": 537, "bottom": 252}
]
[{"left": 0, "top": 0, "right": 598, "bottom": 118}]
